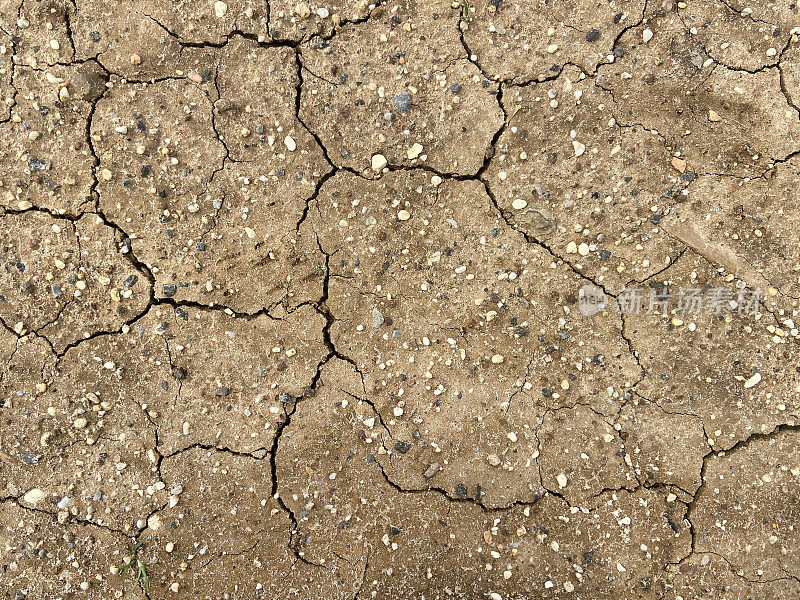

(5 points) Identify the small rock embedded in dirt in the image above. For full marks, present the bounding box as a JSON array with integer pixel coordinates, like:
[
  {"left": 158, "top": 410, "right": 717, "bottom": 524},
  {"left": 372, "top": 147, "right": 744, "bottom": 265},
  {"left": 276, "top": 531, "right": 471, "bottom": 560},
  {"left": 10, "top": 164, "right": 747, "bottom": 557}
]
[
  {"left": 424, "top": 463, "right": 441, "bottom": 478},
  {"left": 394, "top": 440, "right": 412, "bottom": 454},
  {"left": 28, "top": 157, "right": 48, "bottom": 171},
  {"left": 23, "top": 488, "right": 46, "bottom": 505},
  {"left": 743, "top": 372, "right": 761, "bottom": 388},
  {"left": 371, "top": 154, "right": 388, "bottom": 171},
  {"left": 394, "top": 93, "right": 412, "bottom": 113},
  {"left": 20, "top": 453, "right": 40, "bottom": 465}
]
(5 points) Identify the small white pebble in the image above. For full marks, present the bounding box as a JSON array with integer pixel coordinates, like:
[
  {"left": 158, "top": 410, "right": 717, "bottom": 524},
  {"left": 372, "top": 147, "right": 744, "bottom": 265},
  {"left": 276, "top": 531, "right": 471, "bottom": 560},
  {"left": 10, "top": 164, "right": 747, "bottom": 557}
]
[
  {"left": 743, "top": 372, "right": 761, "bottom": 388},
  {"left": 512, "top": 199, "right": 527, "bottom": 210},
  {"left": 371, "top": 154, "right": 388, "bottom": 171},
  {"left": 407, "top": 143, "right": 424, "bottom": 160}
]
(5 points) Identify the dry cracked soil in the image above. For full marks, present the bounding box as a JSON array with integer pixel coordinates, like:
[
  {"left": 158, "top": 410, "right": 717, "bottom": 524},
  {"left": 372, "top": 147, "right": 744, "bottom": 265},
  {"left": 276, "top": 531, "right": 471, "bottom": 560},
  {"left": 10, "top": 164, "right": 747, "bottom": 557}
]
[{"left": 1, "top": 0, "right": 799, "bottom": 599}]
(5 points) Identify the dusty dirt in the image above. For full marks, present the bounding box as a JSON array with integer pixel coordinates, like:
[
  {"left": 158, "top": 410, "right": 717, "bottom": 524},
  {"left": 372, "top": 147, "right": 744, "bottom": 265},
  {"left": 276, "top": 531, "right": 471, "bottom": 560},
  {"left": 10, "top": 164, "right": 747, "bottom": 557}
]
[{"left": 1, "top": 1, "right": 799, "bottom": 599}]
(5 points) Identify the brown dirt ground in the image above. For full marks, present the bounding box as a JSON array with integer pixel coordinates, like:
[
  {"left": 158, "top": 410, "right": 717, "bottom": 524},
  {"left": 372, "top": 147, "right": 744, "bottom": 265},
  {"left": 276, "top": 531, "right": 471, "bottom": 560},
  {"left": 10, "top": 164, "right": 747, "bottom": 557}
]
[{"left": 1, "top": 1, "right": 799, "bottom": 599}]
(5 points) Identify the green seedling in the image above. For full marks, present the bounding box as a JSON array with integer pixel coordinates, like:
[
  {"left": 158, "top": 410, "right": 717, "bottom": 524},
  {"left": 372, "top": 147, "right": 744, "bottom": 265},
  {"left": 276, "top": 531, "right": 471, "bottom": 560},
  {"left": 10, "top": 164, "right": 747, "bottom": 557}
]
[
  {"left": 118, "top": 541, "right": 150, "bottom": 591},
  {"left": 461, "top": 0, "right": 471, "bottom": 21}
]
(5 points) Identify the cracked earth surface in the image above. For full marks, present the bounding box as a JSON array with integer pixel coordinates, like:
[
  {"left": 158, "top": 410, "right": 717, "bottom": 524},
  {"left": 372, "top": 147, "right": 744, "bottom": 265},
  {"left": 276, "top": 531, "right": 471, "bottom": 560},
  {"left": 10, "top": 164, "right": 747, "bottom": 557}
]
[{"left": 1, "top": 0, "right": 799, "bottom": 598}]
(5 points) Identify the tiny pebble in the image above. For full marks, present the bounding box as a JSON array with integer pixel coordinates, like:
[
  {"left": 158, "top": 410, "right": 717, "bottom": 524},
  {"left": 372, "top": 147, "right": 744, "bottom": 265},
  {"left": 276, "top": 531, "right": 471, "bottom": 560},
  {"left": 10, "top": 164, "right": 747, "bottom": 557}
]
[
  {"left": 743, "top": 372, "right": 761, "bottom": 388},
  {"left": 394, "top": 93, "right": 412, "bottom": 113},
  {"left": 371, "top": 154, "right": 388, "bottom": 171},
  {"left": 23, "top": 488, "right": 45, "bottom": 505},
  {"left": 295, "top": 2, "right": 311, "bottom": 18},
  {"left": 214, "top": 1, "right": 228, "bottom": 18},
  {"left": 407, "top": 143, "right": 424, "bottom": 160},
  {"left": 424, "top": 463, "right": 441, "bottom": 478}
]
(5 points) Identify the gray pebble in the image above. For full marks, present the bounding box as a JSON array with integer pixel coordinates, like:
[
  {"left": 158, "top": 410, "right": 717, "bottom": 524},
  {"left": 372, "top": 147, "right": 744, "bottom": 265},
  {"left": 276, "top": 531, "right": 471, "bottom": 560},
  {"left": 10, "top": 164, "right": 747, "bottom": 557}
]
[
  {"left": 394, "top": 440, "right": 412, "bottom": 454},
  {"left": 20, "top": 453, "right": 40, "bottom": 465},
  {"left": 394, "top": 93, "right": 412, "bottom": 113},
  {"left": 28, "top": 157, "right": 48, "bottom": 171}
]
